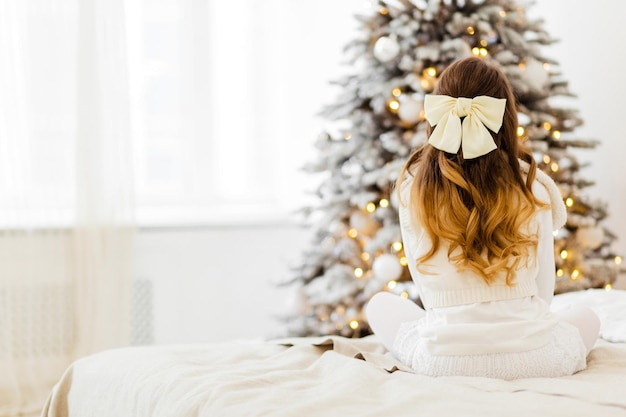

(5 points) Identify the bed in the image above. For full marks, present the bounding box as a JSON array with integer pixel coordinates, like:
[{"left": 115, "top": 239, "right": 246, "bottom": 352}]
[{"left": 42, "top": 289, "right": 626, "bottom": 417}]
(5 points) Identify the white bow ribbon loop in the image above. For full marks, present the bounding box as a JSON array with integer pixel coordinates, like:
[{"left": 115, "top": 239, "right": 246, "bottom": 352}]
[{"left": 424, "top": 95, "right": 507, "bottom": 159}]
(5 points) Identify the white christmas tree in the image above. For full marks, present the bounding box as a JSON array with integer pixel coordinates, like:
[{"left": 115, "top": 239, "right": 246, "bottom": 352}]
[{"left": 285, "top": 0, "right": 623, "bottom": 337}]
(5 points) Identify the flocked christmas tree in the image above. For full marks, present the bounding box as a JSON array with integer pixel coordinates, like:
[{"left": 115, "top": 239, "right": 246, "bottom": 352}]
[{"left": 285, "top": 0, "right": 623, "bottom": 337}]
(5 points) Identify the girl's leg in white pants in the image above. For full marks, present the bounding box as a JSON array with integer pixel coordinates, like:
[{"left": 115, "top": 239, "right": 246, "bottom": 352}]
[
  {"left": 552, "top": 304, "right": 601, "bottom": 354},
  {"left": 365, "top": 292, "right": 426, "bottom": 352}
]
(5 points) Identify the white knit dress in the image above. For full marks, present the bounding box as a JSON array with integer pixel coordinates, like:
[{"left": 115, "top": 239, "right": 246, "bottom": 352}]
[{"left": 394, "top": 162, "right": 586, "bottom": 380}]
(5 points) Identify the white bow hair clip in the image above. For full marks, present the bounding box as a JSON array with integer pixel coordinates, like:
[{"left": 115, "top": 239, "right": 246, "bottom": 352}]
[{"left": 424, "top": 94, "right": 507, "bottom": 159}]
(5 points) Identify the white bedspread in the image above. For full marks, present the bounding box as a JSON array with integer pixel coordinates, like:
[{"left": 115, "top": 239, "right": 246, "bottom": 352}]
[{"left": 42, "top": 290, "right": 626, "bottom": 417}]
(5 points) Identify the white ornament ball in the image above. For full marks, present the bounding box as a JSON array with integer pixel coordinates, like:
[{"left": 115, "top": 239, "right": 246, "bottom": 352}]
[
  {"left": 373, "top": 36, "right": 400, "bottom": 63},
  {"left": 577, "top": 226, "right": 604, "bottom": 250},
  {"left": 349, "top": 211, "right": 378, "bottom": 234},
  {"left": 517, "top": 112, "right": 531, "bottom": 126},
  {"left": 372, "top": 254, "right": 404, "bottom": 282},
  {"left": 521, "top": 59, "right": 549, "bottom": 91},
  {"left": 398, "top": 95, "right": 423, "bottom": 124}
]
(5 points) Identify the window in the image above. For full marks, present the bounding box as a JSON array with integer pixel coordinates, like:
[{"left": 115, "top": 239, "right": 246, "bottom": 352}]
[
  {"left": 127, "top": 0, "right": 362, "bottom": 226},
  {"left": 0, "top": 0, "right": 361, "bottom": 228}
]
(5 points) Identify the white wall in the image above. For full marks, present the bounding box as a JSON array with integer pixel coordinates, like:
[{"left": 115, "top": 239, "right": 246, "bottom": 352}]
[
  {"left": 135, "top": 224, "right": 310, "bottom": 344},
  {"left": 538, "top": 0, "right": 626, "bottom": 256},
  {"left": 137, "top": 1, "right": 626, "bottom": 345}
]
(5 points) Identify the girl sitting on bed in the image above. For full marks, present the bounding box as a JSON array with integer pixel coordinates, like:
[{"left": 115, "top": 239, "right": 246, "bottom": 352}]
[{"left": 366, "top": 57, "right": 600, "bottom": 380}]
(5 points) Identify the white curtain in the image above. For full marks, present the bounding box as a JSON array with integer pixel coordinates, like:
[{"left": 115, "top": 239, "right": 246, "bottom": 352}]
[
  {"left": 0, "top": 0, "right": 362, "bottom": 412},
  {"left": 0, "top": 0, "right": 134, "bottom": 414}
]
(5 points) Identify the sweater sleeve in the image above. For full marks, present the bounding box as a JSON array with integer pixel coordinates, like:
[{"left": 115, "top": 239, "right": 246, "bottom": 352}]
[
  {"left": 397, "top": 177, "right": 424, "bottom": 292},
  {"left": 520, "top": 160, "right": 566, "bottom": 305},
  {"left": 519, "top": 159, "right": 567, "bottom": 229},
  {"left": 532, "top": 180, "right": 558, "bottom": 305},
  {"left": 535, "top": 201, "right": 556, "bottom": 305}
]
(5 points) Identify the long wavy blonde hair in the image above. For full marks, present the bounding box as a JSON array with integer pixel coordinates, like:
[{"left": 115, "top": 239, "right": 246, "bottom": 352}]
[{"left": 397, "top": 57, "right": 546, "bottom": 286}]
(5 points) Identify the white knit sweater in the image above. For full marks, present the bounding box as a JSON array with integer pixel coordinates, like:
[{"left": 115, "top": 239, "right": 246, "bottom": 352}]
[{"left": 398, "top": 160, "right": 566, "bottom": 310}]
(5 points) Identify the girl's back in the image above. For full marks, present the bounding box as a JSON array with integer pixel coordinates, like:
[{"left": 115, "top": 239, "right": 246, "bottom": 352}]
[{"left": 366, "top": 57, "right": 599, "bottom": 380}]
